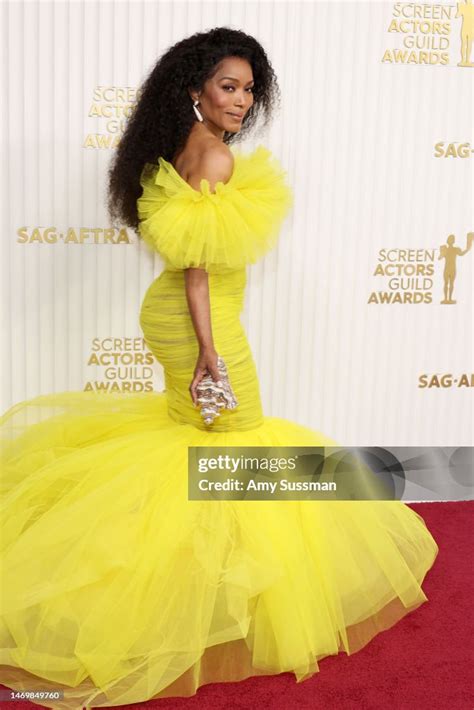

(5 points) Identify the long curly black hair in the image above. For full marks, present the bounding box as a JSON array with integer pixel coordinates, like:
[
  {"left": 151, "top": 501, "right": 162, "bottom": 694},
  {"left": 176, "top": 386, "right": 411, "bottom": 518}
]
[{"left": 106, "top": 27, "right": 280, "bottom": 231}]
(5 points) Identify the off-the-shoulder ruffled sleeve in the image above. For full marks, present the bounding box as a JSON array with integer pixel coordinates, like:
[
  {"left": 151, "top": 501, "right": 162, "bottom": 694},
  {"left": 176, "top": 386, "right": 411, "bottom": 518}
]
[{"left": 136, "top": 145, "right": 293, "bottom": 273}]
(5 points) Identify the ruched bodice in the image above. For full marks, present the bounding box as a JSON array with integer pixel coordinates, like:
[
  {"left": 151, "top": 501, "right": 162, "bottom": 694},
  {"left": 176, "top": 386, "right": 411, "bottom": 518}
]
[{"left": 140, "top": 266, "right": 264, "bottom": 430}]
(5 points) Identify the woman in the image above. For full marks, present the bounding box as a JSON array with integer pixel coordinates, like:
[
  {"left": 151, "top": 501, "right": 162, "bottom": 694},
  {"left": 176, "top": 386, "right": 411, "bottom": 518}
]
[{"left": 0, "top": 27, "right": 438, "bottom": 709}]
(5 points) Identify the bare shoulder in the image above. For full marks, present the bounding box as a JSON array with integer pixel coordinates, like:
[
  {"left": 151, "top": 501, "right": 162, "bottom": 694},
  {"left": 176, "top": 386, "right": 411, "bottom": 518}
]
[{"left": 187, "top": 143, "right": 234, "bottom": 192}]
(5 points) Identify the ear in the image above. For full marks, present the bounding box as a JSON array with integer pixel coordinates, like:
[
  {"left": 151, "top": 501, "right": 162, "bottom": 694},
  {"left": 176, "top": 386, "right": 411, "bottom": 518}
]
[{"left": 188, "top": 88, "right": 201, "bottom": 103}]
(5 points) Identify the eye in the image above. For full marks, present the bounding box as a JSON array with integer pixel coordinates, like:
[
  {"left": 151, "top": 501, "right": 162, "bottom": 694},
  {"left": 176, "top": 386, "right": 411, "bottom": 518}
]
[{"left": 222, "top": 85, "right": 254, "bottom": 93}]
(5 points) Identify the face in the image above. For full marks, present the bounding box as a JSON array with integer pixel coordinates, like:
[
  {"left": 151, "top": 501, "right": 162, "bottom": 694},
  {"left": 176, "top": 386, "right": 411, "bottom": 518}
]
[{"left": 191, "top": 56, "right": 255, "bottom": 134}]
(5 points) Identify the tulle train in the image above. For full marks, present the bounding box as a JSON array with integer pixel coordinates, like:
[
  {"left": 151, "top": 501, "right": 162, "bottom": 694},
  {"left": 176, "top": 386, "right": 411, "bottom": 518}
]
[{"left": 0, "top": 390, "right": 439, "bottom": 709}]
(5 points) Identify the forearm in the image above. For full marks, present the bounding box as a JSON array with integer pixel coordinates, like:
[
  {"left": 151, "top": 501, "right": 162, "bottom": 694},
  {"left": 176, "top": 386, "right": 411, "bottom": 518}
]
[{"left": 184, "top": 268, "right": 216, "bottom": 350}]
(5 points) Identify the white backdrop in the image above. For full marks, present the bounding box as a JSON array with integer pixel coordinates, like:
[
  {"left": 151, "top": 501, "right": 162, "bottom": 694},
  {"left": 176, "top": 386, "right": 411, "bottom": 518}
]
[{"left": 1, "top": 0, "right": 472, "bottom": 446}]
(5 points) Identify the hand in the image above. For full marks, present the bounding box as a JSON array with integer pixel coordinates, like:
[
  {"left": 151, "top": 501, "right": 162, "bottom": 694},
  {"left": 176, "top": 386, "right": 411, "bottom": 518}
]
[{"left": 189, "top": 347, "right": 221, "bottom": 406}]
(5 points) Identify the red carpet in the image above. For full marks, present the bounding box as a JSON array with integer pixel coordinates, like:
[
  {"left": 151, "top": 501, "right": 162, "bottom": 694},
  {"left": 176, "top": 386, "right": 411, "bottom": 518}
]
[{"left": 3, "top": 501, "right": 473, "bottom": 710}]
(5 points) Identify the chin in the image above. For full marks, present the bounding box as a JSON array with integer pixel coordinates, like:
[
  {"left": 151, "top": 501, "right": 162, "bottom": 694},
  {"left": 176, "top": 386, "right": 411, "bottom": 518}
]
[{"left": 224, "top": 122, "right": 242, "bottom": 133}]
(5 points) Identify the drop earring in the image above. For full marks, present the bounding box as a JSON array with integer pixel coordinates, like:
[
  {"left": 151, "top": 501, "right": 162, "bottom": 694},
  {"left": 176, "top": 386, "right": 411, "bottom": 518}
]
[{"left": 193, "top": 99, "right": 203, "bottom": 122}]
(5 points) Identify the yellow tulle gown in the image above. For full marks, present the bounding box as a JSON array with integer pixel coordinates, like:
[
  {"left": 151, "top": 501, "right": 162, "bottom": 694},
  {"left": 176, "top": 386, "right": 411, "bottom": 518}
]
[{"left": 0, "top": 146, "right": 438, "bottom": 709}]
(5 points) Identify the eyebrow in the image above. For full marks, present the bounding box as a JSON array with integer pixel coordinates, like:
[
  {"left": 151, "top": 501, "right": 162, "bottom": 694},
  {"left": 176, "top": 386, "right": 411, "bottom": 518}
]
[{"left": 219, "top": 76, "right": 254, "bottom": 84}]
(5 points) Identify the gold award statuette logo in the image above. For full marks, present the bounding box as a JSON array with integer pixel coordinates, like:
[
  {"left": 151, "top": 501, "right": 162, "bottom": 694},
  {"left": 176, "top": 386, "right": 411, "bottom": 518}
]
[
  {"left": 369, "top": 232, "right": 472, "bottom": 305},
  {"left": 381, "top": 1, "right": 473, "bottom": 67},
  {"left": 438, "top": 232, "right": 473, "bottom": 304},
  {"left": 456, "top": 0, "right": 474, "bottom": 66}
]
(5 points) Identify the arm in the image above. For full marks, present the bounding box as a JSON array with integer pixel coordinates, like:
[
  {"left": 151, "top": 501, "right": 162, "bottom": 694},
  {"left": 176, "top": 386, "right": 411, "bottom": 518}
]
[
  {"left": 459, "top": 233, "right": 473, "bottom": 256},
  {"left": 184, "top": 148, "right": 234, "bottom": 405},
  {"left": 184, "top": 267, "right": 215, "bottom": 351}
]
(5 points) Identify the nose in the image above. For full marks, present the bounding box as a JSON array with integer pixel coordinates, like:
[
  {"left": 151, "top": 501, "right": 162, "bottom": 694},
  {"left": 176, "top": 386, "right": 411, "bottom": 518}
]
[{"left": 234, "top": 89, "right": 249, "bottom": 107}]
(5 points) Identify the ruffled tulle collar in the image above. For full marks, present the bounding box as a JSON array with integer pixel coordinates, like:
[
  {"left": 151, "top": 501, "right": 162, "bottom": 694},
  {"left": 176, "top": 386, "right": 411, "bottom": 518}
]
[
  {"left": 137, "top": 143, "right": 293, "bottom": 272},
  {"left": 155, "top": 144, "right": 272, "bottom": 198}
]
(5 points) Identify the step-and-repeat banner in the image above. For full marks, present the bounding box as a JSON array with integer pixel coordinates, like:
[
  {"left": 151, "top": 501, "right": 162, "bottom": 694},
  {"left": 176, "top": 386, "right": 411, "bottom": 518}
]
[{"left": 1, "top": 1, "right": 472, "bottom": 453}]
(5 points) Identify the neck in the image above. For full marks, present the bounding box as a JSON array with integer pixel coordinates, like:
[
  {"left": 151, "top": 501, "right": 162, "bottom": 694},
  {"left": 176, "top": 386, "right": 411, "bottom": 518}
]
[{"left": 190, "top": 120, "right": 225, "bottom": 142}]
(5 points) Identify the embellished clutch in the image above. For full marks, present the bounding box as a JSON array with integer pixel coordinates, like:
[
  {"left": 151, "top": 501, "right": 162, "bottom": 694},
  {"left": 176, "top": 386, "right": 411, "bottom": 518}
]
[{"left": 196, "top": 356, "right": 238, "bottom": 425}]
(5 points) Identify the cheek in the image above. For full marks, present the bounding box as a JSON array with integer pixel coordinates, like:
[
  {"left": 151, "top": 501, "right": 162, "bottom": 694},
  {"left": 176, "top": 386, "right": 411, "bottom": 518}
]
[{"left": 207, "top": 88, "right": 228, "bottom": 108}]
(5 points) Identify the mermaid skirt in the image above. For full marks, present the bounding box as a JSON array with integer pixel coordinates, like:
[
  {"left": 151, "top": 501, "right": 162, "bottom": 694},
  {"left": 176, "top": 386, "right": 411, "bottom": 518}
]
[{"left": 0, "top": 268, "right": 439, "bottom": 708}]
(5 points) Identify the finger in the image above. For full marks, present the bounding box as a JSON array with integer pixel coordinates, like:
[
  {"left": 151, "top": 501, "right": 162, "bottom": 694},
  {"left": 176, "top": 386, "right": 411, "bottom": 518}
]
[
  {"left": 189, "top": 380, "right": 197, "bottom": 405},
  {"left": 190, "top": 373, "right": 203, "bottom": 405},
  {"left": 192, "top": 384, "right": 200, "bottom": 406}
]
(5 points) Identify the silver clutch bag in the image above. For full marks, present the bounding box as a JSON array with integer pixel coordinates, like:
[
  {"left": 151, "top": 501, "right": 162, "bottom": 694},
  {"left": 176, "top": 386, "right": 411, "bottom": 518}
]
[{"left": 196, "top": 355, "right": 238, "bottom": 425}]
